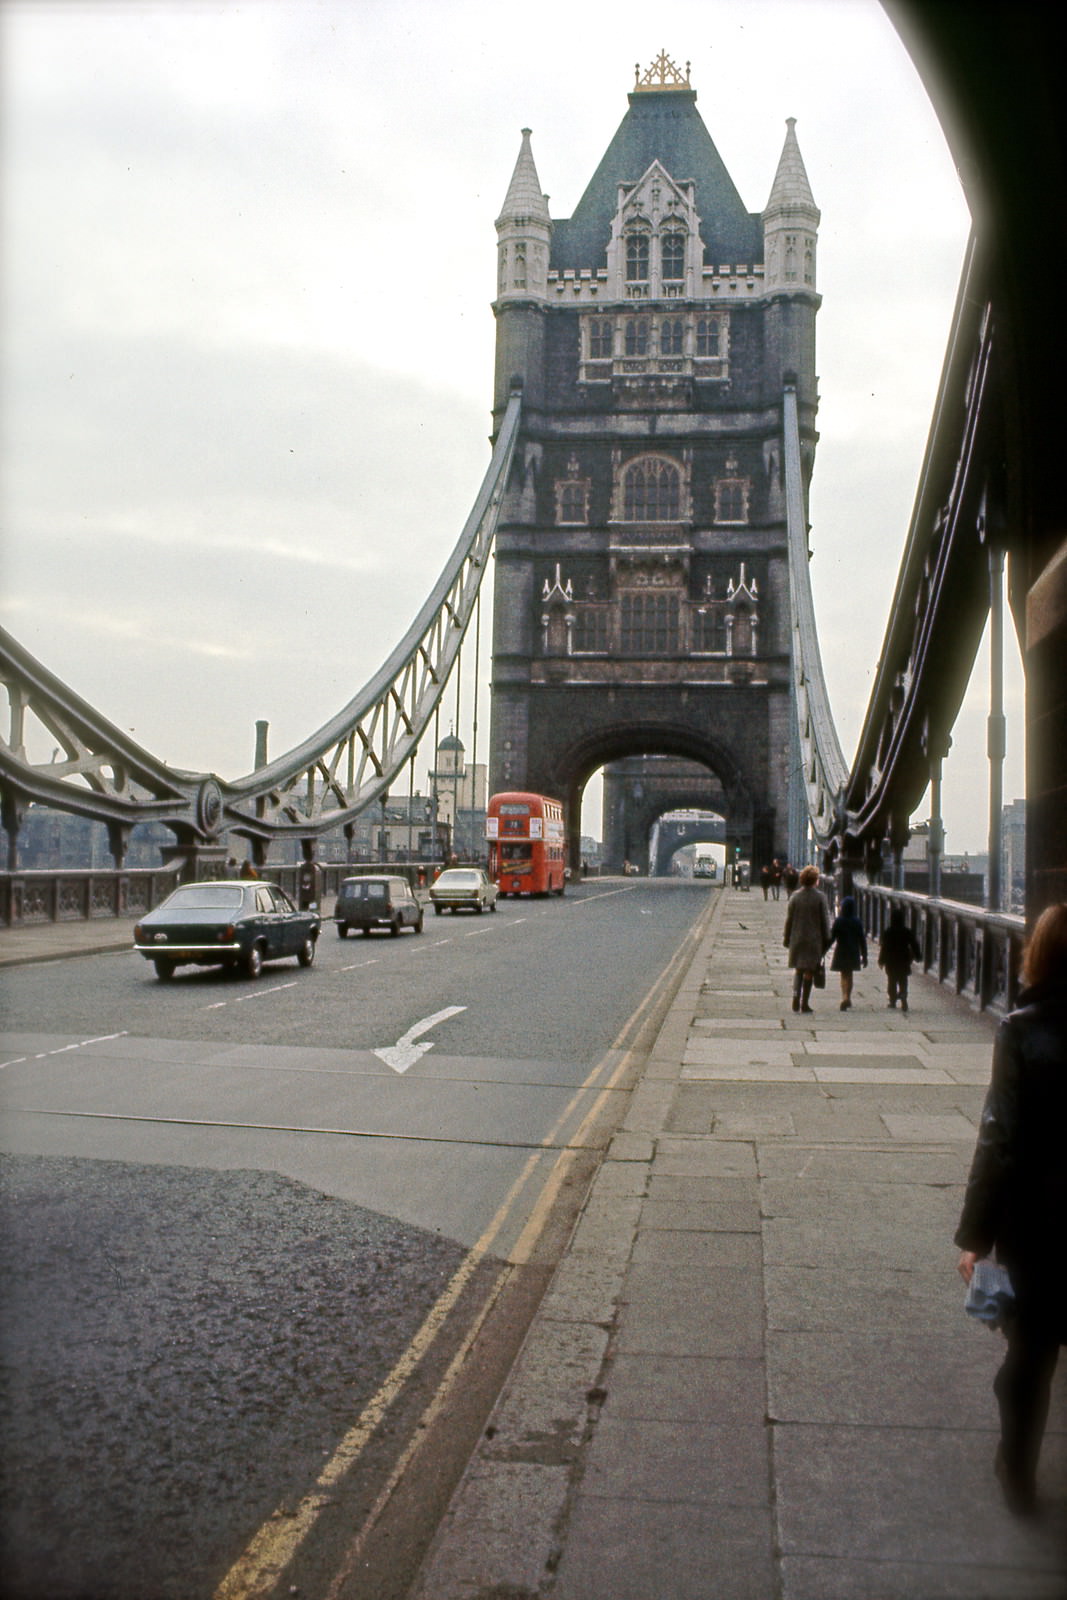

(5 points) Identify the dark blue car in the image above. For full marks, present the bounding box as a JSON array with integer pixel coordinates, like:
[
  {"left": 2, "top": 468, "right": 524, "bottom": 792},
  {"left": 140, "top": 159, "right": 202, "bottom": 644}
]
[{"left": 133, "top": 881, "right": 320, "bottom": 980}]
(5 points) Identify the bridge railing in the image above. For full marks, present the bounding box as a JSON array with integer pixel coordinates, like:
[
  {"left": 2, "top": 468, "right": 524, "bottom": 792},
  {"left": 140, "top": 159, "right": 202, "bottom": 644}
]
[
  {"left": 1, "top": 868, "right": 181, "bottom": 927},
  {"left": 855, "top": 882, "right": 1025, "bottom": 1015},
  {"left": 0, "top": 860, "right": 472, "bottom": 927}
]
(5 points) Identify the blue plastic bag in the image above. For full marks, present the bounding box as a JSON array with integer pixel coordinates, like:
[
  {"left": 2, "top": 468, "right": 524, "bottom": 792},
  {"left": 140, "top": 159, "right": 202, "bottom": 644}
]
[{"left": 965, "top": 1259, "right": 1015, "bottom": 1330}]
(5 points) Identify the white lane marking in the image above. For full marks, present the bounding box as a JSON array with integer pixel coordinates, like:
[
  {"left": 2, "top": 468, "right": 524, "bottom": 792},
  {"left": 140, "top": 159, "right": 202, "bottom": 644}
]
[
  {"left": 235, "top": 982, "right": 298, "bottom": 1003},
  {"left": 8, "top": 1030, "right": 130, "bottom": 1066},
  {"left": 340, "top": 959, "right": 380, "bottom": 972},
  {"left": 373, "top": 1005, "right": 467, "bottom": 1074},
  {"left": 204, "top": 979, "right": 305, "bottom": 1010}
]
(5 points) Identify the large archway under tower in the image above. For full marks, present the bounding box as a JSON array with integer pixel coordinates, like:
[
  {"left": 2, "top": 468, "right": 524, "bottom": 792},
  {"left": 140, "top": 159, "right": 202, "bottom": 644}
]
[{"left": 552, "top": 726, "right": 765, "bottom": 877}]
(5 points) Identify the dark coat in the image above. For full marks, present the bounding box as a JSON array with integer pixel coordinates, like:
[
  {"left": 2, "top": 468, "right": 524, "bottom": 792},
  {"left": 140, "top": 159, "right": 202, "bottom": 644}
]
[
  {"left": 783, "top": 885, "right": 831, "bottom": 971},
  {"left": 879, "top": 923, "right": 922, "bottom": 976},
  {"left": 829, "top": 913, "right": 867, "bottom": 973},
  {"left": 954, "top": 982, "right": 1067, "bottom": 1334}
]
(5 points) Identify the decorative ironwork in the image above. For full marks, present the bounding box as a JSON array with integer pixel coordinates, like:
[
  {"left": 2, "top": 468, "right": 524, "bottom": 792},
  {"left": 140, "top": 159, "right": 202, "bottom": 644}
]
[{"left": 633, "top": 52, "right": 691, "bottom": 92}]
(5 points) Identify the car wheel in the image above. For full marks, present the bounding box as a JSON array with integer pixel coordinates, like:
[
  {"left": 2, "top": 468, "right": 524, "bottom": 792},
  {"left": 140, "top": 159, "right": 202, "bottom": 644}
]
[
  {"left": 337, "top": 924, "right": 349, "bottom": 939},
  {"left": 243, "top": 944, "right": 264, "bottom": 980},
  {"left": 414, "top": 912, "right": 424, "bottom": 933},
  {"left": 390, "top": 918, "right": 400, "bottom": 937},
  {"left": 490, "top": 899, "right": 497, "bottom": 912},
  {"left": 297, "top": 936, "right": 316, "bottom": 968},
  {"left": 153, "top": 958, "right": 176, "bottom": 981}
]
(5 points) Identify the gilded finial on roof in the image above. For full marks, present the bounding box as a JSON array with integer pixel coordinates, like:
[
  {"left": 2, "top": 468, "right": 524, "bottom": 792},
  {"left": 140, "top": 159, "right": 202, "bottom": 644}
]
[{"left": 633, "top": 51, "right": 691, "bottom": 92}]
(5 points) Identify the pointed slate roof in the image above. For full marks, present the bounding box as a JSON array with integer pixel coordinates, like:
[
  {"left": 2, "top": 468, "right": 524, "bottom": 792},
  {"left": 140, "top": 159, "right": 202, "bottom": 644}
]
[
  {"left": 550, "top": 87, "right": 762, "bottom": 272},
  {"left": 765, "top": 118, "right": 818, "bottom": 215},
  {"left": 497, "top": 128, "right": 551, "bottom": 226}
]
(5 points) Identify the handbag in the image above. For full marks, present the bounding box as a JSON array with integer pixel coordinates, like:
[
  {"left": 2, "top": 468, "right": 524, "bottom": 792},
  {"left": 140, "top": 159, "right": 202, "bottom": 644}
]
[
  {"left": 965, "top": 1259, "right": 1015, "bottom": 1330},
  {"left": 813, "top": 962, "right": 826, "bottom": 989}
]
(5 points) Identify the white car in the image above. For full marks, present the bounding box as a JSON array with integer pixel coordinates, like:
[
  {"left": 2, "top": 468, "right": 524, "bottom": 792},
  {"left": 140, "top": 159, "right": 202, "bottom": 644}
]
[{"left": 428, "top": 868, "right": 499, "bottom": 915}]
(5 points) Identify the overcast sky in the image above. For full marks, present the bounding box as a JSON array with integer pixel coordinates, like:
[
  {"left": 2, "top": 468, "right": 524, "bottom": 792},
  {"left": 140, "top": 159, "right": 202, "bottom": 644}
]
[{"left": 0, "top": 0, "right": 1020, "bottom": 853}]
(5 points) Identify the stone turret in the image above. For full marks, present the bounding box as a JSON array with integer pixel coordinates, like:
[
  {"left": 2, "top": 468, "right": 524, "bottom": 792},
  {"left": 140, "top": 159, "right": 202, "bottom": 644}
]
[
  {"left": 494, "top": 128, "right": 552, "bottom": 410},
  {"left": 495, "top": 129, "right": 552, "bottom": 304},
  {"left": 762, "top": 117, "right": 820, "bottom": 293},
  {"left": 762, "top": 117, "right": 820, "bottom": 406}
]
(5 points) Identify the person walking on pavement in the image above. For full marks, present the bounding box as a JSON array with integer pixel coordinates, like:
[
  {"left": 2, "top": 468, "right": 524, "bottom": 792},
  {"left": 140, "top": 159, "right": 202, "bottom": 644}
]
[
  {"left": 828, "top": 895, "right": 867, "bottom": 1011},
  {"left": 783, "top": 864, "right": 831, "bottom": 1014},
  {"left": 955, "top": 902, "right": 1067, "bottom": 1516},
  {"left": 878, "top": 906, "right": 922, "bottom": 1012}
]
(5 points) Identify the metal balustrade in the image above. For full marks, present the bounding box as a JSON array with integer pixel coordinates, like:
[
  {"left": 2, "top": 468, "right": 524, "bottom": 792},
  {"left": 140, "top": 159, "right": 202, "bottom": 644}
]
[{"left": 855, "top": 883, "right": 1025, "bottom": 1015}]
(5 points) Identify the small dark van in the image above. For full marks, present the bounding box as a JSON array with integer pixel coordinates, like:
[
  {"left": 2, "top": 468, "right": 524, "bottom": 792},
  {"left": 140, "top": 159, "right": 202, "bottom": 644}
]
[{"left": 334, "top": 876, "right": 424, "bottom": 938}]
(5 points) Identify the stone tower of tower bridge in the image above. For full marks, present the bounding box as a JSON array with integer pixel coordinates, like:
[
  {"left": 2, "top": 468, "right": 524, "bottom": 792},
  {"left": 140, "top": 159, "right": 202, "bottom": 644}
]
[{"left": 488, "top": 53, "right": 820, "bottom": 871}]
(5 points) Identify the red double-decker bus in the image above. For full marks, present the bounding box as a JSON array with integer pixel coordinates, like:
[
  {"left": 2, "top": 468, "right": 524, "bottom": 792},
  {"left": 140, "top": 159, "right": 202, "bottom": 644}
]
[{"left": 486, "top": 792, "right": 567, "bottom": 897}]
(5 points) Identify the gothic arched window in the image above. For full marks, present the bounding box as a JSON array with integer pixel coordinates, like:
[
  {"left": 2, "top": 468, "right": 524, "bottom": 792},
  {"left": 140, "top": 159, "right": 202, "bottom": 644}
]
[
  {"left": 589, "top": 319, "right": 614, "bottom": 359},
  {"left": 623, "top": 457, "right": 681, "bottom": 522},
  {"left": 621, "top": 592, "right": 680, "bottom": 654},
  {"left": 624, "top": 318, "right": 649, "bottom": 357},
  {"left": 715, "top": 478, "right": 749, "bottom": 524},
  {"left": 625, "top": 232, "right": 650, "bottom": 284},
  {"left": 557, "top": 481, "right": 588, "bottom": 525},
  {"left": 660, "top": 319, "right": 684, "bottom": 356},
  {"left": 661, "top": 231, "right": 685, "bottom": 282},
  {"left": 696, "top": 317, "right": 721, "bottom": 358}
]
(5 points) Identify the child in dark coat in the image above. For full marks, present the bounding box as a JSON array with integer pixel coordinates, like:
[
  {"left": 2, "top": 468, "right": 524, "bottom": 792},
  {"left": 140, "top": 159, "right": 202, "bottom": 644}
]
[
  {"left": 878, "top": 908, "right": 923, "bottom": 1012},
  {"left": 828, "top": 895, "right": 867, "bottom": 1011}
]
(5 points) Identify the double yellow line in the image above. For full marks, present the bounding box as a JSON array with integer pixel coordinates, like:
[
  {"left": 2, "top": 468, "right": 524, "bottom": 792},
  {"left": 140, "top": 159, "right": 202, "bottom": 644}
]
[{"left": 215, "top": 892, "right": 714, "bottom": 1599}]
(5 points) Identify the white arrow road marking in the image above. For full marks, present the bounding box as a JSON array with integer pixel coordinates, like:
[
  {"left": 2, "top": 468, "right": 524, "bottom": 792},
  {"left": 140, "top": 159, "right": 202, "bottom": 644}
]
[{"left": 373, "top": 1005, "right": 466, "bottom": 1074}]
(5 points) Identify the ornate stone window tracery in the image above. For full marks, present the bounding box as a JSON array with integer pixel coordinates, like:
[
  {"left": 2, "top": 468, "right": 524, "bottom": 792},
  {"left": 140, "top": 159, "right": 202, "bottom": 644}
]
[
  {"left": 588, "top": 319, "right": 614, "bottom": 359},
  {"left": 624, "top": 318, "right": 649, "bottom": 357},
  {"left": 623, "top": 457, "right": 681, "bottom": 522},
  {"left": 620, "top": 591, "right": 680, "bottom": 654},
  {"left": 625, "top": 231, "right": 650, "bottom": 293},
  {"left": 659, "top": 318, "right": 684, "bottom": 356},
  {"left": 661, "top": 230, "right": 686, "bottom": 284},
  {"left": 578, "top": 311, "right": 729, "bottom": 388}
]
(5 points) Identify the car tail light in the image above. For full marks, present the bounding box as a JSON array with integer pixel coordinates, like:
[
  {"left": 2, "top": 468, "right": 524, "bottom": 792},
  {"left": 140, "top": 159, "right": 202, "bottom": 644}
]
[
  {"left": 133, "top": 924, "right": 143, "bottom": 941},
  {"left": 218, "top": 925, "right": 235, "bottom": 942}
]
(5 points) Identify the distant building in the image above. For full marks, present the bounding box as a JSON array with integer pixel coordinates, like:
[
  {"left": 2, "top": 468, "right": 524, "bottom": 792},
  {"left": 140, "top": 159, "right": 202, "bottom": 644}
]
[
  {"left": 900, "top": 823, "right": 985, "bottom": 906},
  {"left": 7, "top": 807, "right": 174, "bottom": 870},
  {"left": 428, "top": 734, "right": 487, "bottom": 860},
  {"left": 1001, "top": 798, "right": 1026, "bottom": 912}
]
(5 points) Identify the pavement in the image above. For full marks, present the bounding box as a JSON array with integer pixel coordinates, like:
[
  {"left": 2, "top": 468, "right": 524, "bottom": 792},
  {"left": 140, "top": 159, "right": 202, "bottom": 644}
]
[
  {"left": 409, "top": 888, "right": 1067, "bottom": 1600},
  {"left": 3, "top": 891, "right": 1065, "bottom": 1599}
]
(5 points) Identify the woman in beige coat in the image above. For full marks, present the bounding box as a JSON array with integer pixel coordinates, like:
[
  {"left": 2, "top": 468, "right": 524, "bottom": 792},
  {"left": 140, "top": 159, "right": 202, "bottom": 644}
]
[{"left": 783, "top": 864, "right": 831, "bottom": 1013}]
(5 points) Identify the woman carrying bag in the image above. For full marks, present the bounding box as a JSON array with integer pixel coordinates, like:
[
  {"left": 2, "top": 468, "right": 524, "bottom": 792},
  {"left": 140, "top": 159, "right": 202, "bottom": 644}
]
[{"left": 783, "top": 864, "right": 831, "bottom": 1015}]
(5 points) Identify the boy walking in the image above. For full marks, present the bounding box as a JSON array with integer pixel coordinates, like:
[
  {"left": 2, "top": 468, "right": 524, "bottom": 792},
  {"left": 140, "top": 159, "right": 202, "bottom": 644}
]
[{"left": 878, "top": 908, "right": 922, "bottom": 1012}]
